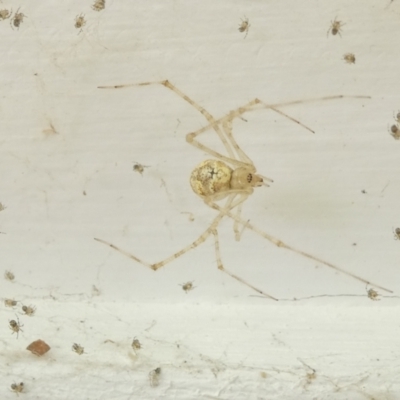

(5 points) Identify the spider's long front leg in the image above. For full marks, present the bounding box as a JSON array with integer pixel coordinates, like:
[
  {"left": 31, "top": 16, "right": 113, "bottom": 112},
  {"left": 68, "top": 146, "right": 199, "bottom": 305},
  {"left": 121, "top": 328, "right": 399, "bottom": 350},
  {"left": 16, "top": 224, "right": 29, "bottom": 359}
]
[
  {"left": 98, "top": 80, "right": 238, "bottom": 162},
  {"left": 209, "top": 202, "right": 393, "bottom": 294}
]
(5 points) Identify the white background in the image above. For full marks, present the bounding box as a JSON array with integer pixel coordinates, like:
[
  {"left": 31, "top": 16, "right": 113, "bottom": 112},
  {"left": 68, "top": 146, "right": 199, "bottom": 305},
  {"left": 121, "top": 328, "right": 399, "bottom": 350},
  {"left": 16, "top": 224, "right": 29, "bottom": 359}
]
[{"left": 1, "top": 0, "right": 399, "bottom": 399}]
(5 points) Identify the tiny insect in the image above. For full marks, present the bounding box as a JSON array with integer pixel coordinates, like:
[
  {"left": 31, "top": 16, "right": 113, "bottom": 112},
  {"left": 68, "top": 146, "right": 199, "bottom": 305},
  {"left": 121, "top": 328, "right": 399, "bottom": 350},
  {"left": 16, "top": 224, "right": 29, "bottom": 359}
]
[
  {"left": 10, "top": 8, "right": 26, "bottom": 30},
  {"left": 26, "top": 339, "right": 51, "bottom": 356},
  {"left": 389, "top": 124, "right": 400, "bottom": 140},
  {"left": 343, "top": 53, "right": 356, "bottom": 64},
  {"left": 72, "top": 343, "right": 85, "bottom": 355},
  {"left": 10, "top": 382, "right": 24, "bottom": 395},
  {"left": 394, "top": 227, "right": 400, "bottom": 240},
  {"left": 149, "top": 367, "right": 161, "bottom": 387},
  {"left": 367, "top": 287, "right": 380, "bottom": 301},
  {"left": 238, "top": 17, "right": 250, "bottom": 38},
  {"left": 131, "top": 337, "right": 142, "bottom": 351},
  {"left": 5, "top": 299, "right": 18, "bottom": 307},
  {"left": 133, "top": 162, "right": 149, "bottom": 176},
  {"left": 4, "top": 270, "right": 15, "bottom": 281},
  {"left": 328, "top": 17, "right": 345, "bottom": 37},
  {"left": 92, "top": 0, "right": 106, "bottom": 11},
  {"left": 9, "top": 317, "right": 23, "bottom": 338},
  {"left": 21, "top": 304, "right": 36, "bottom": 316},
  {"left": 0, "top": 9, "right": 11, "bottom": 20},
  {"left": 74, "top": 14, "right": 86, "bottom": 31},
  {"left": 180, "top": 281, "right": 195, "bottom": 293},
  {"left": 394, "top": 111, "right": 400, "bottom": 124}
]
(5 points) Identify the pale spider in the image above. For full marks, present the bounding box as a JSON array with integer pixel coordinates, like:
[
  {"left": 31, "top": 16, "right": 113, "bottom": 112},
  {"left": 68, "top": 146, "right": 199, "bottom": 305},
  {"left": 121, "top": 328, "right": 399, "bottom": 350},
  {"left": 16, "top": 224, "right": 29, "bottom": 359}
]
[{"left": 94, "top": 80, "right": 392, "bottom": 300}]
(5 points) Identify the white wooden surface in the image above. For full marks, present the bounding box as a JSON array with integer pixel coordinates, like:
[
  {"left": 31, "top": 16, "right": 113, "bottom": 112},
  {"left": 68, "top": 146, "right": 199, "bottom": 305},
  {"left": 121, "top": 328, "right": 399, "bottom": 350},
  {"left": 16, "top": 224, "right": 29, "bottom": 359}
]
[{"left": 1, "top": 1, "right": 399, "bottom": 399}]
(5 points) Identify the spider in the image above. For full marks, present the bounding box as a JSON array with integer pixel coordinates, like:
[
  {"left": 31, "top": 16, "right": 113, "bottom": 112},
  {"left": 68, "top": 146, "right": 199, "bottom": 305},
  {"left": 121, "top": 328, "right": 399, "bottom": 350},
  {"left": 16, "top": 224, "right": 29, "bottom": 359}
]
[
  {"left": 9, "top": 316, "right": 23, "bottom": 338},
  {"left": 343, "top": 53, "right": 356, "bottom": 64},
  {"left": 149, "top": 367, "right": 161, "bottom": 387},
  {"left": 10, "top": 382, "right": 24, "bottom": 395},
  {"left": 389, "top": 124, "right": 400, "bottom": 140},
  {"left": 180, "top": 281, "right": 195, "bottom": 293},
  {"left": 10, "top": 8, "right": 26, "bottom": 30},
  {"left": 21, "top": 304, "right": 36, "bottom": 316},
  {"left": 327, "top": 17, "right": 345, "bottom": 37},
  {"left": 74, "top": 14, "right": 86, "bottom": 31},
  {"left": 238, "top": 17, "right": 250, "bottom": 38},
  {"left": 72, "top": 343, "right": 85, "bottom": 355},
  {"left": 92, "top": 0, "right": 106, "bottom": 12},
  {"left": 94, "top": 80, "right": 393, "bottom": 300},
  {"left": 131, "top": 337, "right": 142, "bottom": 351}
]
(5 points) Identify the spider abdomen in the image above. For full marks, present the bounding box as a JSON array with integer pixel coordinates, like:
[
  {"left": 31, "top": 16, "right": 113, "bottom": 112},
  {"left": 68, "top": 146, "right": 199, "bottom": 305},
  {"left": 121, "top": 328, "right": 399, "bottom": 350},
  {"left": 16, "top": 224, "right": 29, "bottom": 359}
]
[{"left": 190, "top": 160, "right": 233, "bottom": 198}]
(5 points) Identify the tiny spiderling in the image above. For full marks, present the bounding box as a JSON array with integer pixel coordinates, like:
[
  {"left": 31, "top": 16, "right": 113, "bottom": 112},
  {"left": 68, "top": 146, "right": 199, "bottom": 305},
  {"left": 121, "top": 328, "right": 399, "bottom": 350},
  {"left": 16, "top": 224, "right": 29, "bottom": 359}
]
[
  {"left": 367, "top": 287, "right": 380, "bottom": 301},
  {"left": 9, "top": 317, "right": 23, "bottom": 338},
  {"left": 238, "top": 16, "right": 250, "bottom": 38},
  {"left": 92, "top": 0, "right": 106, "bottom": 11},
  {"left": 131, "top": 337, "right": 142, "bottom": 351},
  {"left": 10, "top": 8, "right": 26, "bottom": 30},
  {"left": 21, "top": 304, "right": 36, "bottom": 316},
  {"left": 180, "top": 281, "right": 195, "bottom": 293},
  {"left": 4, "top": 270, "right": 15, "bottom": 281},
  {"left": 149, "top": 367, "right": 161, "bottom": 387},
  {"left": 72, "top": 343, "right": 85, "bottom": 355},
  {"left": 133, "top": 162, "right": 149, "bottom": 176},
  {"left": 75, "top": 14, "right": 86, "bottom": 31},
  {"left": 343, "top": 53, "right": 355, "bottom": 64},
  {"left": 389, "top": 124, "right": 400, "bottom": 140},
  {"left": 5, "top": 299, "right": 18, "bottom": 307},
  {"left": 328, "top": 17, "right": 345, "bottom": 37},
  {"left": 10, "top": 382, "right": 24, "bottom": 394}
]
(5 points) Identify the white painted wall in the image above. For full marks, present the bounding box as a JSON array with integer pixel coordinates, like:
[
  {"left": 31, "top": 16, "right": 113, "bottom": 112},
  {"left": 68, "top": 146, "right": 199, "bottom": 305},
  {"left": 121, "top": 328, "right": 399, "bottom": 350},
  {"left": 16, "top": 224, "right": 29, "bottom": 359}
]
[{"left": 1, "top": 0, "right": 399, "bottom": 398}]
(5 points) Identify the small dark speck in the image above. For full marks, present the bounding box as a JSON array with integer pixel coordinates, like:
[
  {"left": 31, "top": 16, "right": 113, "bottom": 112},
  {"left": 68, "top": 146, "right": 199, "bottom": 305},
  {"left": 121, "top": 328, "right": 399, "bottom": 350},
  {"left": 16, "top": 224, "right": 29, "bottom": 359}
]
[{"left": 361, "top": 190, "right": 366, "bottom": 194}]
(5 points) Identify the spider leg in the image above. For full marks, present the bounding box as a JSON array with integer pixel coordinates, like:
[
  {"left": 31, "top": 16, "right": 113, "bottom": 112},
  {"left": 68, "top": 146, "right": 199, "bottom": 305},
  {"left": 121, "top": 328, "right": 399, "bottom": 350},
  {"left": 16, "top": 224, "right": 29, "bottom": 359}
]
[
  {"left": 211, "top": 228, "right": 278, "bottom": 300},
  {"left": 94, "top": 194, "right": 279, "bottom": 299},
  {"left": 98, "top": 80, "right": 237, "bottom": 161},
  {"left": 94, "top": 195, "right": 236, "bottom": 272},
  {"left": 209, "top": 201, "right": 393, "bottom": 294}
]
